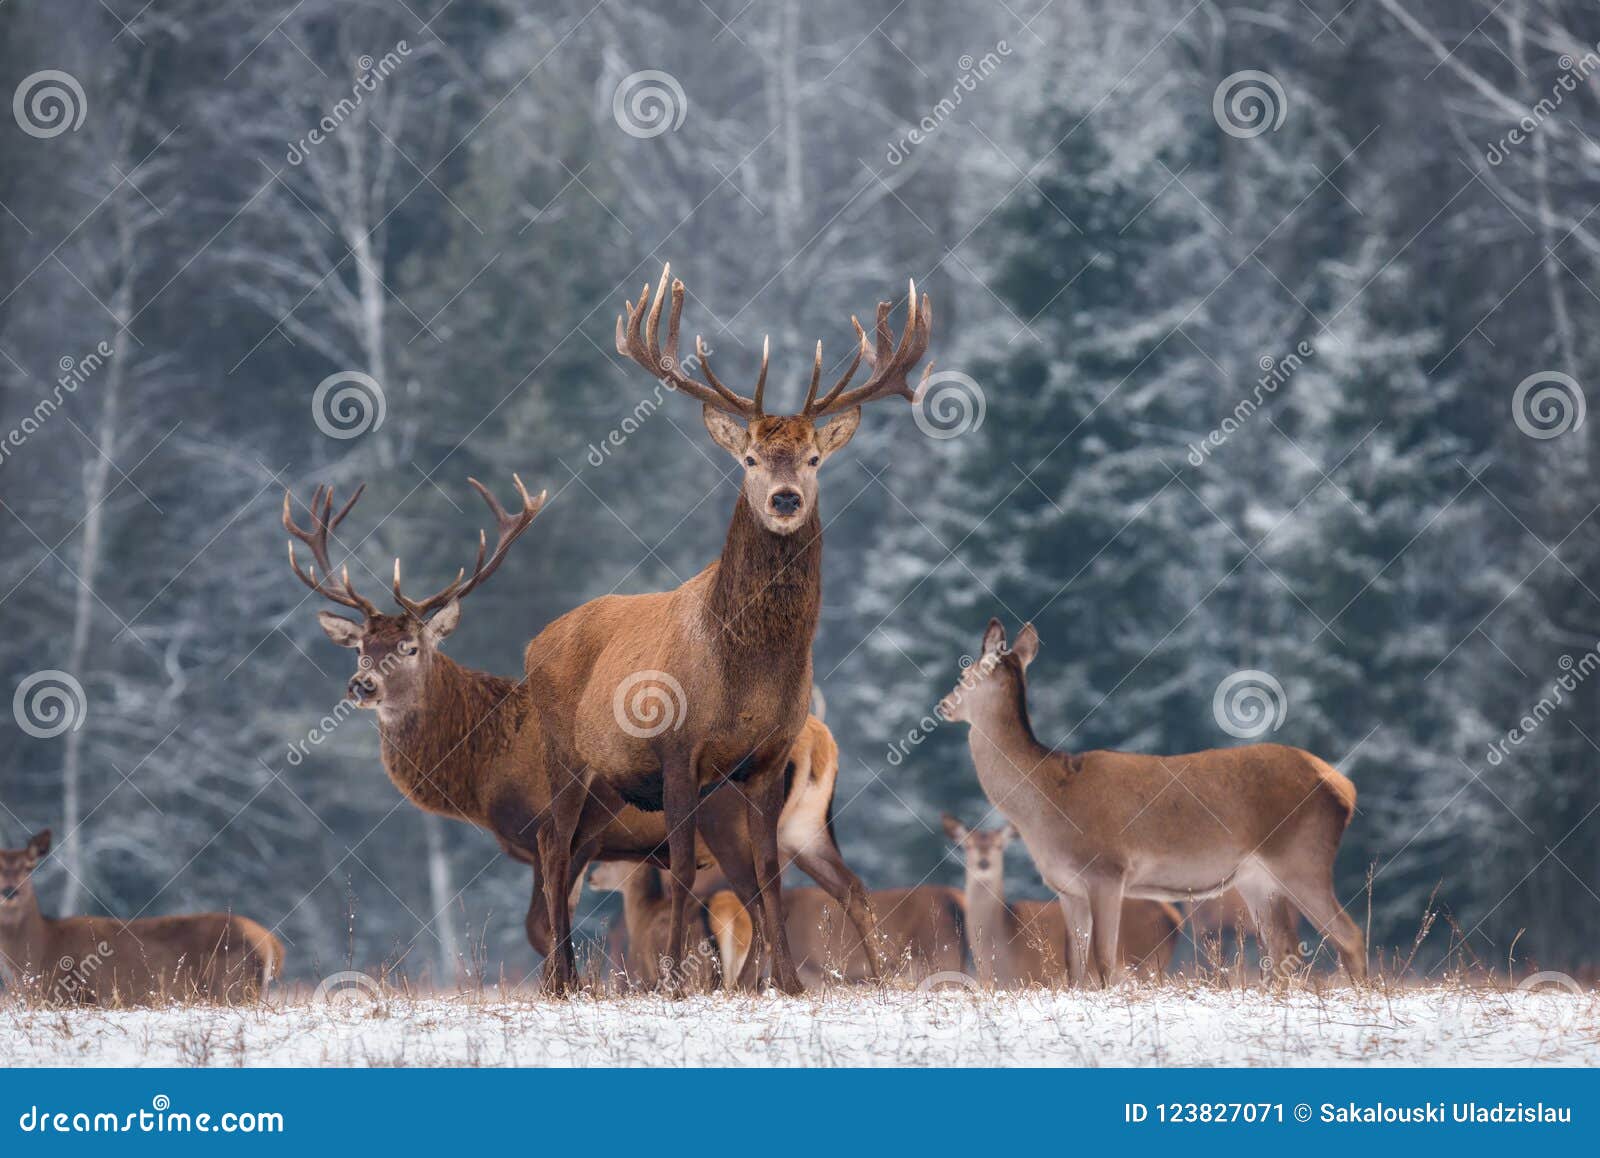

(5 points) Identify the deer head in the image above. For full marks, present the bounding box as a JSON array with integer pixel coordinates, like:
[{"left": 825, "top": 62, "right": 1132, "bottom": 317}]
[
  {"left": 0, "top": 830, "right": 50, "bottom": 922},
  {"left": 283, "top": 476, "right": 546, "bottom": 714},
  {"left": 942, "top": 814, "right": 1018, "bottom": 888},
  {"left": 937, "top": 618, "right": 1039, "bottom": 724},
  {"left": 587, "top": 861, "right": 645, "bottom": 892},
  {"left": 615, "top": 264, "right": 934, "bottom": 535}
]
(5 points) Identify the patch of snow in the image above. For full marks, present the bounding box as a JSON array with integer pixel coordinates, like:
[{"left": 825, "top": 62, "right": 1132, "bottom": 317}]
[{"left": 3, "top": 984, "right": 1597, "bottom": 1067}]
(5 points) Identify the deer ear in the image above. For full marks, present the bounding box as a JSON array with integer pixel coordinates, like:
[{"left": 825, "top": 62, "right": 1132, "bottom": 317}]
[
  {"left": 1012, "top": 623, "right": 1039, "bottom": 668},
  {"left": 941, "top": 814, "right": 968, "bottom": 843},
  {"left": 27, "top": 829, "right": 51, "bottom": 862},
  {"left": 814, "top": 408, "right": 861, "bottom": 460},
  {"left": 702, "top": 405, "right": 749, "bottom": 459},
  {"left": 426, "top": 600, "right": 461, "bottom": 642},
  {"left": 318, "top": 611, "right": 364, "bottom": 648},
  {"left": 981, "top": 618, "right": 1007, "bottom": 656}
]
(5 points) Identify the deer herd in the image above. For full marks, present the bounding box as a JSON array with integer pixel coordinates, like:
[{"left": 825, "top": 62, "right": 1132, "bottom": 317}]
[{"left": 0, "top": 266, "right": 1367, "bottom": 1005}]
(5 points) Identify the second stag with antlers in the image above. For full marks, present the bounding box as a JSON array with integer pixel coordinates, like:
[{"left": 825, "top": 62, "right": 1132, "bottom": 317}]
[
  {"left": 284, "top": 475, "right": 559, "bottom": 899},
  {"left": 523, "top": 265, "right": 935, "bottom": 993}
]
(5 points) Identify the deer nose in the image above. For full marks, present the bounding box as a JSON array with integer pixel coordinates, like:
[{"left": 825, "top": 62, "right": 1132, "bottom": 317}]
[
  {"left": 770, "top": 490, "right": 802, "bottom": 516},
  {"left": 348, "top": 674, "right": 379, "bottom": 702}
]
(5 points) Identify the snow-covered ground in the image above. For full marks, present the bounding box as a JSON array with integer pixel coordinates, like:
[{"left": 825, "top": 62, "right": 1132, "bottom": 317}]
[{"left": 3, "top": 983, "right": 1597, "bottom": 1066}]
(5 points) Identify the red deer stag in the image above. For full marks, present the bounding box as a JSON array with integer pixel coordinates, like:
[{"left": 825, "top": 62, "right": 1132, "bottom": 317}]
[
  {"left": 287, "top": 474, "right": 549, "bottom": 828},
  {"left": 941, "top": 816, "right": 1180, "bottom": 985},
  {"left": 289, "top": 479, "right": 881, "bottom": 989},
  {"left": 523, "top": 265, "right": 933, "bottom": 993},
  {"left": 0, "top": 831, "right": 282, "bottom": 1004},
  {"left": 285, "top": 476, "right": 589, "bottom": 979},
  {"left": 938, "top": 620, "right": 1366, "bottom": 986}
]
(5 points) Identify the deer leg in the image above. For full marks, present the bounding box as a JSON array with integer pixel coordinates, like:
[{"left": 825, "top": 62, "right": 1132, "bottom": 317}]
[
  {"left": 1085, "top": 880, "right": 1125, "bottom": 988},
  {"left": 536, "top": 776, "right": 589, "bottom": 997},
  {"left": 1237, "top": 875, "right": 1297, "bottom": 985},
  {"left": 1267, "top": 895, "right": 1301, "bottom": 980},
  {"left": 789, "top": 843, "right": 885, "bottom": 982},
  {"left": 498, "top": 839, "right": 554, "bottom": 957},
  {"left": 1058, "top": 892, "right": 1092, "bottom": 987},
  {"left": 489, "top": 792, "right": 556, "bottom": 966},
  {"left": 745, "top": 757, "right": 804, "bottom": 995},
  {"left": 694, "top": 787, "right": 768, "bottom": 991},
  {"left": 524, "top": 836, "right": 604, "bottom": 959},
  {"left": 524, "top": 864, "right": 552, "bottom": 957},
  {"left": 535, "top": 835, "right": 573, "bottom": 996},
  {"left": 659, "top": 750, "right": 701, "bottom": 997},
  {"left": 526, "top": 783, "right": 632, "bottom": 976},
  {"left": 1278, "top": 869, "right": 1367, "bottom": 983}
]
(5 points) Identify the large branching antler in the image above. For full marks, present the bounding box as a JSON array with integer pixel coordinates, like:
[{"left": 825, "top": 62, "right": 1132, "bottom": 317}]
[
  {"left": 802, "top": 280, "right": 934, "bottom": 418},
  {"left": 616, "top": 264, "right": 934, "bottom": 420},
  {"left": 616, "top": 264, "right": 767, "bottom": 419},
  {"left": 283, "top": 485, "right": 381, "bottom": 616},
  {"left": 391, "top": 474, "right": 547, "bottom": 620}
]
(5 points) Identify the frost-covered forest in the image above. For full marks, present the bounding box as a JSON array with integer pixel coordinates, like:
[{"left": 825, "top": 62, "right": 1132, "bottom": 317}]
[{"left": 3, "top": 0, "right": 1599, "bottom": 983}]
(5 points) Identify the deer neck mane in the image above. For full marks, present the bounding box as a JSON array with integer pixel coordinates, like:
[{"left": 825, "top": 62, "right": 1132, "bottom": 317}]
[
  {"left": 0, "top": 899, "right": 49, "bottom": 978},
  {"left": 706, "top": 495, "right": 822, "bottom": 659},
  {"left": 377, "top": 653, "right": 524, "bottom": 821}
]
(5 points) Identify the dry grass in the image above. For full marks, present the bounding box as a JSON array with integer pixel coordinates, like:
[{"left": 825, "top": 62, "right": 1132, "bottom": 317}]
[
  {"left": 1, "top": 969, "right": 1596, "bottom": 1067},
  {"left": 6, "top": 897, "right": 1593, "bottom": 1067}
]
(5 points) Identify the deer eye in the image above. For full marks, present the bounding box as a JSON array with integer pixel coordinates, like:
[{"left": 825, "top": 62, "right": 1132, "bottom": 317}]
[
  {"left": 807, "top": 455, "right": 820, "bottom": 467},
  {"left": 744, "top": 455, "right": 757, "bottom": 467},
  {"left": 397, "top": 640, "right": 418, "bottom": 656}
]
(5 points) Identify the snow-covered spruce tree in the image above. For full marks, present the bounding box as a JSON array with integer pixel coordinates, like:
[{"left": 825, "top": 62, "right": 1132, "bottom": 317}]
[{"left": 847, "top": 72, "right": 1229, "bottom": 893}]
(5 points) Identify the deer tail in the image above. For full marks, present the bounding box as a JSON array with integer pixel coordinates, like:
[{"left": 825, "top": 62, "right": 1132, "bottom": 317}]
[{"left": 1310, "top": 754, "right": 1358, "bottom": 826}]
